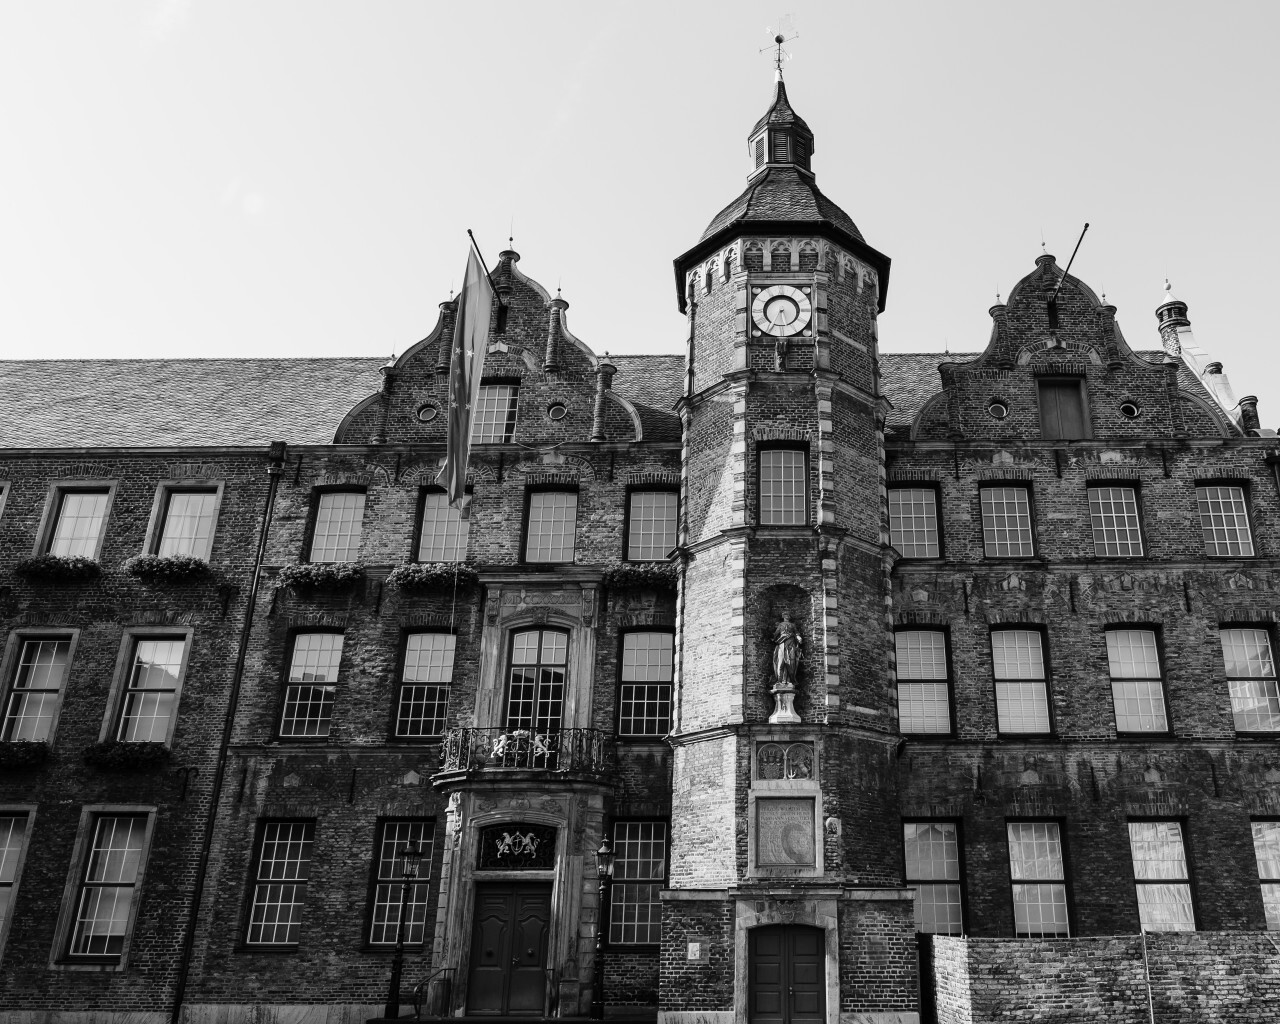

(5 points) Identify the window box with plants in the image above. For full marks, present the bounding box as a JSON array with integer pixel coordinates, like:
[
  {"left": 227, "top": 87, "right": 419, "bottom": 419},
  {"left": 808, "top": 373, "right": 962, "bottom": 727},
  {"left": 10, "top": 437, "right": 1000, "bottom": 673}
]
[
  {"left": 0, "top": 739, "right": 51, "bottom": 770},
  {"left": 387, "top": 561, "right": 480, "bottom": 593},
  {"left": 14, "top": 554, "right": 102, "bottom": 583},
  {"left": 601, "top": 559, "right": 679, "bottom": 593},
  {"left": 275, "top": 561, "right": 365, "bottom": 593},
  {"left": 83, "top": 740, "right": 172, "bottom": 770},
  {"left": 123, "top": 553, "right": 211, "bottom": 584}
]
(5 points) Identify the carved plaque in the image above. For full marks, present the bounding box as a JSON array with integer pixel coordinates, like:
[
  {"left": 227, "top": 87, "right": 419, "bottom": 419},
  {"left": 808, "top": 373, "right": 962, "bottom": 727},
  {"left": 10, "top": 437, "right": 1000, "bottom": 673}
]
[
  {"left": 754, "top": 797, "right": 816, "bottom": 868},
  {"left": 476, "top": 824, "right": 557, "bottom": 870}
]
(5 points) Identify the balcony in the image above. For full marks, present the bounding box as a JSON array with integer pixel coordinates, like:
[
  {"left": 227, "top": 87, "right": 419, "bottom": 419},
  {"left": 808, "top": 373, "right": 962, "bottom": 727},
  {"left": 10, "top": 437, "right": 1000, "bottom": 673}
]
[{"left": 436, "top": 727, "right": 616, "bottom": 784}]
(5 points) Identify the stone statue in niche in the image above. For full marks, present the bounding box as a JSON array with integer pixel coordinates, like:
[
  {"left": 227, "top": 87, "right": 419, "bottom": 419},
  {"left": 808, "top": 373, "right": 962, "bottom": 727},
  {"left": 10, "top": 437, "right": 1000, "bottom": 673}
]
[
  {"left": 775, "top": 334, "right": 788, "bottom": 371},
  {"left": 769, "top": 613, "right": 803, "bottom": 724}
]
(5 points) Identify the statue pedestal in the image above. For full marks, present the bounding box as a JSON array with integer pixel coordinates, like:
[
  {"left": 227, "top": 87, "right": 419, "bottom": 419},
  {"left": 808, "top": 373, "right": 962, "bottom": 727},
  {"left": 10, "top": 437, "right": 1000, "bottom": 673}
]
[{"left": 768, "top": 684, "right": 801, "bottom": 724}]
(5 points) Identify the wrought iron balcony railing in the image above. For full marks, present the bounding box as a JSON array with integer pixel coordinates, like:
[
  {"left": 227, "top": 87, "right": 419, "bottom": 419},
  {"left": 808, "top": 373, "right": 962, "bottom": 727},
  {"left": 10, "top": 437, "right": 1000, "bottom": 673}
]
[{"left": 438, "top": 727, "right": 615, "bottom": 777}]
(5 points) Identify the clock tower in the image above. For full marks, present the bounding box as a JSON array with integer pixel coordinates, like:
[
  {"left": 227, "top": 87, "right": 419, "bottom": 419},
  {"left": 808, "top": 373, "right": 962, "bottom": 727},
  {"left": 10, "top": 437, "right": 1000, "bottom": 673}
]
[{"left": 663, "top": 74, "right": 920, "bottom": 1022}]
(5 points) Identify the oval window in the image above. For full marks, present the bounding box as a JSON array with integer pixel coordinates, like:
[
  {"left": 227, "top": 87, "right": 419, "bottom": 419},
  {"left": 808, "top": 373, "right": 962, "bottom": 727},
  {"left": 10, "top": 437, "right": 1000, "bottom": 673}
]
[
  {"left": 988, "top": 400, "right": 1009, "bottom": 420},
  {"left": 547, "top": 402, "right": 568, "bottom": 421},
  {"left": 416, "top": 404, "right": 439, "bottom": 423},
  {"left": 1120, "top": 402, "right": 1141, "bottom": 419}
]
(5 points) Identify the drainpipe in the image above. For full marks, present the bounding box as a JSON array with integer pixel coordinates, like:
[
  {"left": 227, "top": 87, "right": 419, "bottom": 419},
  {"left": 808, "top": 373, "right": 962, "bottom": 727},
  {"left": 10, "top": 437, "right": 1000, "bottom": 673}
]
[{"left": 170, "top": 441, "right": 287, "bottom": 1024}]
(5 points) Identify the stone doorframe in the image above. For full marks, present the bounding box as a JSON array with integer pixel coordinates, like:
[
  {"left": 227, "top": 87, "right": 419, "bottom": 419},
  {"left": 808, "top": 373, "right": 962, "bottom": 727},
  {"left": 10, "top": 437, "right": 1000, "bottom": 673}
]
[{"left": 733, "top": 897, "right": 840, "bottom": 1024}]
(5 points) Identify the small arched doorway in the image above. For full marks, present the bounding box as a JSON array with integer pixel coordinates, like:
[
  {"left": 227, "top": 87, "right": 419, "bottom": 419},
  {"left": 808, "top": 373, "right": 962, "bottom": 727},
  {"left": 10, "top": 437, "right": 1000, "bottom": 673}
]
[{"left": 747, "top": 924, "right": 825, "bottom": 1024}]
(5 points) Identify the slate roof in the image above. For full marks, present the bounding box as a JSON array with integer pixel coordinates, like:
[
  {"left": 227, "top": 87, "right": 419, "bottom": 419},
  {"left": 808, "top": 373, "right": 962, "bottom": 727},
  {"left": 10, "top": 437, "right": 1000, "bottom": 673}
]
[
  {"left": 0, "top": 358, "right": 384, "bottom": 448},
  {"left": 699, "top": 166, "right": 864, "bottom": 244},
  {"left": 878, "top": 352, "right": 966, "bottom": 436},
  {"left": 750, "top": 79, "right": 812, "bottom": 136},
  {"left": 610, "top": 354, "right": 684, "bottom": 442}
]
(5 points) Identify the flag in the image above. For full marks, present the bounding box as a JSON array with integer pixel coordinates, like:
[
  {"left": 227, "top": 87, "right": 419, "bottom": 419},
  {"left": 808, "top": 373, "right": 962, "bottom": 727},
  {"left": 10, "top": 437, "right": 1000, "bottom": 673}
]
[{"left": 439, "top": 246, "right": 494, "bottom": 514}]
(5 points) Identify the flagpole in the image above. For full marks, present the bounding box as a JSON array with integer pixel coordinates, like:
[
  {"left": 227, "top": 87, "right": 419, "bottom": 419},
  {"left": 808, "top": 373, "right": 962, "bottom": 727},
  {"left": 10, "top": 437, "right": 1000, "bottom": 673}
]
[{"left": 466, "top": 229, "right": 495, "bottom": 283}]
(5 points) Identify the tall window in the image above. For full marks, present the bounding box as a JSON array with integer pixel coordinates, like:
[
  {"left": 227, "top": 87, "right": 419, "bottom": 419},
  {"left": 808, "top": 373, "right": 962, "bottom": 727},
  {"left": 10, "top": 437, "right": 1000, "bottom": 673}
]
[
  {"left": 1220, "top": 628, "right": 1280, "bottom": 732},
  {"left": 759, "top": 448, "right": 807, "bottom": 526},
  {"left": 525, "top": 491, "right": 577, "bottom": 563},
  {"left": 472, "top": 384, "right": 519, "bottom": 443},
  {"left": 310, "top": 491, "right": 365, "bottom": 563},
  {"left": 369, "top": 820, "right": 433, "bottom": 945},
  {"left": 0, "top": 814, "right": 29, "bottom": 942},
  {"left": 246, "top": 820, "right": 315, "bottom": 945},
  {"left": 980, "top": 486, "right": 1035, "bottom": 557},
  {"left": 1251, "top": 821, "right": 1280, "bottom": 931},
  {"left": 618, "top": 632, "right": 673, "bottom": 738},
  {"left": 1088, "top": 486, "right": 1143, "bottom": 557},
  {"left": 610, "top": 821, "right": 667, "bottom": 944},
  {"left": 2, "top": 636, "right": 72, "bottom": 741},
  {"left": 417, "top": 491, "right": 469, "bottom": 562},
  {"left": 991, "top": 630, "right": 1051, "bottom": 734},
  {"left": 280, "top": 633, "right": 343, "bottom": 739},
  {"left": 395, "top": 633, "right": 454, "bottom": 739},
  {"left": 903, "top": 821, "right": 963, "bottom": 935},
  {"left": 116, "top": 637, "right": 186, "bottom": 743},
  {"left": 1197, "top": 485, "right": 1254, "bottom": 557},
  {"left": 1038, "top": 379, "right": 1088, "bottom": 439},
  {"left": 1007, "top": 821, "right": 1069, "bottom": 936},
  {"left": 1128, "top": 821, "right": 1194, "bottom": 931},
  {"left": 506, "top": 629, "right": 567, "bottom": 732},
  {"left": 156, "top": 489, "right": 219, "bottom": 559},
  {"left": 48, "top": 488, "right": 110, "bottom": 558},
  {"left": 895, "top": 631, "right": 951, "bottom": 735},
  {"left": 626, "top": 491, "right": 678, "bottom": 561},
  {"left": 68, "top": 815, "right": 147, "bottom": 959},
  {"left": 889, "top": 487, "right": 940, "bottom": 558},
  {"left": 1106, "top": 630, "right": 1168, "bottom": 733}
]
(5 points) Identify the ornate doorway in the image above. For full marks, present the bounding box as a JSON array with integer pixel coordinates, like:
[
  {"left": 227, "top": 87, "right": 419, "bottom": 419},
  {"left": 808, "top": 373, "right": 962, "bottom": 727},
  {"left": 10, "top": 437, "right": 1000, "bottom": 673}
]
[
  {"left": 466, "top": 882, "right": 552, "bottom": 1015},
  {"left": 747, "top": 925, "right": 825, "bottom": 1024}
]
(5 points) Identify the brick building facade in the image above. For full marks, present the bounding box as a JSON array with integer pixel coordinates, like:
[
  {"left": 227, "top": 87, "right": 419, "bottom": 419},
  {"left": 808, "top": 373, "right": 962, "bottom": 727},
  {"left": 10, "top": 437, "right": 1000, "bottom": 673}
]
[{"left": 0, "top": 75, "right": 1278, "bottom": 1024}]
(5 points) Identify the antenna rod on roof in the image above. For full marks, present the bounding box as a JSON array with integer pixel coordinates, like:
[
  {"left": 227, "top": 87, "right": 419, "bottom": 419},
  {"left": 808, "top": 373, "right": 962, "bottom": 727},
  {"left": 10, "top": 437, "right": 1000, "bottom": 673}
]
[{"left": 1051, "top": 222, "right": 1090, "bottom": 303}]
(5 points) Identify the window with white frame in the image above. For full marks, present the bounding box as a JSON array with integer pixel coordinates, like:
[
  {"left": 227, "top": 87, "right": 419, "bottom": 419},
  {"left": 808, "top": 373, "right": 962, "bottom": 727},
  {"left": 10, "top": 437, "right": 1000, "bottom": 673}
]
[
  {"left": 1106, "top": 630, "right": 1168, "bottom": 733},
  {"left": 506, "top": 629, "right": 567, "bottom": 732},
  {"left": 1251, "top": 821, "right": 1280, "bottom": 931},
  {"left": 1197, "top": 485, "right": 1254, "bottom": 557},
  {"left": 155, "top": 489, "right": 219, "bottom": 559},
  {"left": 1007, "top": 821, "right": 1069, "bottom": 936},
  {"left": 1, "top": 636, "right": 72, "bottom": 741},
  {"left": 67, "top": 814, "right": 148, "bottom": 959},
  {"left": 0, "top": 813, "right": 29, "bottom": 943},
  {"left": 1128, "top": 821, "right": 1195, "bottom": 931},
  {"left": 618, "top": 632, "right": 673, "bottom": 738},
  {"left": 1220, "top": 628, "right": 1280, "bottom": 732},
  {"left": 525, "top": 491, "right": 577, "bottom": 563},
  {"left": 609, "top": 820, "right": 667, "bottom": 944},
  {"left": 991, "top": 629, "right": 1051, "bottom": 734},
  {"left": 417, "top": 491, "right": 469, "bottom": 562},
  {"left": 626, "top": 491, "right": 678, "bottom": 561},
  {"left": 395, "top": 633, "right": 454, "bottom": 739},
  {"left": 1088, "top": 486, "right": 1143, "bottom": 557},
  {"left": 759, "top": 448, "right": 807, "bottom": 526},
  {"left": 895, "top": 631, "right": 951, "bottom": 735},
  {"left": 115, "top": 637, "right": 186, "bottom": 743},
  {"left": 48, "top": 488, "right": 111, "bottom": 558},
  {"left": 472, "top": 384, "right": 519, "bottom": 443},
  {"left": 279, "top": 634, "right": 343, "bottom": 739},
  {"left": 980, "top": 486, "right": 1035, "bottom": 557},
  {"left": 309, "top": 491, "right": 365, "bottom": 563},
  {"left": 246, "top": 820, "right": 315, "bottom": 945},
  {"left": 369, "top": 820, "right": 433, "bottom": 945},
  {"left": 903, "top": 821, "right": 963, "bottom": 935},
  {"left": 889, "top": 487, "right": 940, "bottom": 558}
]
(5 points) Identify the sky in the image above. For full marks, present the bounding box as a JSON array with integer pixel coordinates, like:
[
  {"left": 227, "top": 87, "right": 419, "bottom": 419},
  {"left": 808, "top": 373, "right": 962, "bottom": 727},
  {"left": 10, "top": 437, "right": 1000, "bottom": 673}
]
[{"left": 1, "top": 2, "right": 1278, "bottom": 426}]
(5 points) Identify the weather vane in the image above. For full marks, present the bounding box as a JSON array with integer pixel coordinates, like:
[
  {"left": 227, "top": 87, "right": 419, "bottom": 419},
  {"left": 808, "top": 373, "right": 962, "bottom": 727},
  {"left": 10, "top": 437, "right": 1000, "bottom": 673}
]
[{"left": 760, "top": 17, "right": 798, "bottom": 79}]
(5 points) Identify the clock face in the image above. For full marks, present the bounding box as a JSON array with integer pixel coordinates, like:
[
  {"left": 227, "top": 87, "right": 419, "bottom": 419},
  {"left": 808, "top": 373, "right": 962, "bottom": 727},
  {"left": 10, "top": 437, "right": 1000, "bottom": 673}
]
[{"left": 751, "top": 284, "right": 813, "bottom": 337}]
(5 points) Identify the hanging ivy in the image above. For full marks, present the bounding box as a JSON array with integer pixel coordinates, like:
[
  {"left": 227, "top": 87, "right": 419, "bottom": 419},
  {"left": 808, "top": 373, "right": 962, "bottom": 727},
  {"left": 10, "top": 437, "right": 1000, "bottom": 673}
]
[
  {"left": 123, "top": 554, "right": 211, "bottom": 583},
  {"left": 276, "top": 562, "right": 365, "bottom": 591},
  {"left": 83, "top": 740, "right": 172, "bottom": 770},
  {"left": 387, "top": 562, "right": 480, "bottom": 592},
  {"left": 0, "top": 740, "right": 51, "bottom": 770},
  {"left": 14, "top": 554, "right": 102, "bottom": 582},
  {"left": 601, "top": 560, "right": 678, "bottom": 592}
]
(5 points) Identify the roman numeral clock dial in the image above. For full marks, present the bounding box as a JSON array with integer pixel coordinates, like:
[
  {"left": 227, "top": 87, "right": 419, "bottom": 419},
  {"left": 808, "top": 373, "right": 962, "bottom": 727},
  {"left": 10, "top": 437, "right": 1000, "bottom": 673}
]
[{"left": 751, "top": 284, "right": 813, "bottom": 337}]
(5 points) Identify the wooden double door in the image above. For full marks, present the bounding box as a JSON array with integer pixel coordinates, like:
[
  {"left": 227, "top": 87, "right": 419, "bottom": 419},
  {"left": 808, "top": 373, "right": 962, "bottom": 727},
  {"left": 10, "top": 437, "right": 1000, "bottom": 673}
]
[
  {"left": 748, "top": 925, "right": 826, "bottom": 1024},
  {"left": 466, "top": 882, "right": 552, "bottom": 1015}
]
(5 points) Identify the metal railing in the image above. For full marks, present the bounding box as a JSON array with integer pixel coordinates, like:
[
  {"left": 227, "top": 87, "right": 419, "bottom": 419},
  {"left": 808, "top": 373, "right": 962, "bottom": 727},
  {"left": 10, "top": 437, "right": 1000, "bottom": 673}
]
[
  {"left": 438, "top": 727, "right": 615, "bottom": 776},
  {"left": 412, "top": 965, "right": 454, "bottom": 1019}
]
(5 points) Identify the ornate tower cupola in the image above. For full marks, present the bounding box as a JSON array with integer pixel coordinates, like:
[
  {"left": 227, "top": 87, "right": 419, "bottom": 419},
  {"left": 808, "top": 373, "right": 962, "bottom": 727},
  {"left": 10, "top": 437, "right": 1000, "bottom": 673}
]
[{"left": 748, "top": 77, "right": 815, "bottom": 176}]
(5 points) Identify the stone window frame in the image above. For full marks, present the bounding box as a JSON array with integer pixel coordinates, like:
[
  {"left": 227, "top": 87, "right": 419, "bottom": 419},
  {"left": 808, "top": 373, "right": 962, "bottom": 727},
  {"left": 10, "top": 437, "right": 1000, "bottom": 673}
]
[
  {"left": 1195, "top": 479, "right": 1257, "bottom": 559},
  {"left": 97, "top": 626, "right": 194, "bottom": 748},
  {"left": 888, "top": 482, "right": 943, "bottom": 560},
  {"left": 0, "top": 627, "right": 82, "bottom": 745},
  {"left": 0, "top": 805, "right": 36, "bottom": 963},
  {"left": 988, "top": 625, "right": 1055, "bottom": 737},
  {"left": 756, "top": 442, "right": 810, "bottom": 528},
  {"left": 390, "top": 629, "right": 456, "bottom": 742},
  {"left": 901, "top": 818, "right": 967, "bottom": 936},
  {"left": 521, "top": 485, "right": 579, "bottom": 564},
  {"left": 1127, "top": 818, "right": 1198, "bottom": 933},
  {"left": 615, "top": 628, "right": 674, "bottom": 741},
  {"left": 413, "top": 485, "right": 471, "bottom": 563},
  {"left": 978, "top": 482, "right": 1038, "bottom": 560},
  {"left": 622, "top": 486, "right": 679, "bottom": 562},
  {"left": 49, "top": 804, "right": 158, "bottom": 972},
  {"left": 1086, "top": 480, "right": 1147, "bottom": 559},
  {"left": 1103, "top": 625, "right": 1172, "bottom": 737},
  {"left": 241, "top": 817, "right": 317, "bottom": 949},
  {"left": 1004, "top": 818, "right": 1073, "bottom": 938},
  {"left": 276, "top": 628, "right": 346, "bottom": 742},
  {"left": 364, "top": 817, "right": 435, "bottom": 949},
  {"left": 141, "top": 479, "right": 225, "bottom": 561},
  {"left": 893, "top": 626, "right": 954, "bottom": 737},
  {"left": 606, "top": 817, "right": 669, "bottom": 948},
  {"left": 33, "top": 480, "right": 119, "bottom": 560},
  {"left": 303, "top": 485, "right": 368, "bottom": 564}
]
